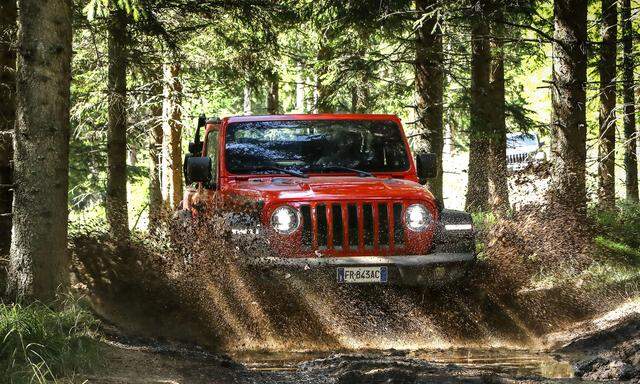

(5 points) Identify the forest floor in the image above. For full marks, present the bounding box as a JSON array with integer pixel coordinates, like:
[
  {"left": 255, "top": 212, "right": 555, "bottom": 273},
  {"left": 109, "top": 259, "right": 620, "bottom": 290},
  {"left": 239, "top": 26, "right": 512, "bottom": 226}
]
[{"left": 80, "top": 299, "right": 640, "bottom": 383}]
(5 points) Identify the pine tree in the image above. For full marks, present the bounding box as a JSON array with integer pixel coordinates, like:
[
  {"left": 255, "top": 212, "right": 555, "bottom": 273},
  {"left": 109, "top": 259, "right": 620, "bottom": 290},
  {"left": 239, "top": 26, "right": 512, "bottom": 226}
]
[
  {"left": 166, "top": 63, "right": 183, "bottom": 207},
  {"left": 621, "top": 0, "right": 638, "bottom": 202},
  {"left": 148, "top": 79, "right": 164, "bottom": 233},
  {"left": 549, "top": 0, "right": 588, "bottom": 211},
  {"left": 487, "top": 4, "right": 509, "bottom": 213},
  {"left": 415, "top": 0, "right": 444, "bottom": 202},
  {"left": 597, "top": 0, "right": 617, "bottom": 210},
  {"left": 7, "top": 0, "right": 72, "bottom": 301},
  {"left": 267, "top": 69, "right": 280, "bottom": 114},
  {"left": 106, "top": 7, "right": 130, "bottom": 241},
  {"left": 466, "top": 0, "right": 492, "bottom": 212},
  {"left": 0, "top": 0, "right": 16, "bottom": 254}
]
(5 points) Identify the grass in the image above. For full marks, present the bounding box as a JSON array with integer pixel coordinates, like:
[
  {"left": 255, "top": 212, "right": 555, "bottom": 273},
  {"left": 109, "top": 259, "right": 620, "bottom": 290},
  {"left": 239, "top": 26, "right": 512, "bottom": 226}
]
[
  {"left": 591, "top": 201, "right": 640, "bottom": 264},
  {"left": 527, "top": 202, "right": 640, "bottom": 291},
  {"left": 0, "top": 296, "right": 99, "bottom": 384}
]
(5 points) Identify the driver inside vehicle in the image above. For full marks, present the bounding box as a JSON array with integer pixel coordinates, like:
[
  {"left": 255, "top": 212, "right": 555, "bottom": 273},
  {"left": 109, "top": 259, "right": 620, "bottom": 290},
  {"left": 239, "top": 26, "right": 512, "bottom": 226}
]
[{"left": 315, "top": 130, "right": 363, "bottom": 167}]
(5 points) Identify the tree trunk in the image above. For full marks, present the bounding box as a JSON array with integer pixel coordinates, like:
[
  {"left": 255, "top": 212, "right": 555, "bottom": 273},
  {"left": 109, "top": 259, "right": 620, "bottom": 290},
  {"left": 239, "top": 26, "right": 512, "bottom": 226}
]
[
  {"left": 0, "top": 0, "right": 16, "bottom": 255},
  {"left": 161, "top": 66, "right": 171, "bottom": 206},
  {"left": 488, "top": 7, "right": 510, "bottom": 214},
  {"left": 415, "top": 0, "right": 444, "bottom": 202},
  {"left": 243, "top": 83, "right": 252, "bottom": 115},
  {"left": 295, "top": 63, "right": 305, "bottom": 112},
  {"left": 106, "top": 8, "right": 129, "bottom": 242},
  {"left": 597, "top": 0, "right": 617, "bottom": 210},
  {"left": 350, "top": 86, "right": 359, "bottom": 113},
  {"left": 549, "top": 0, "right": 588, "bottom": 212},
  {"left": 128, "top": 146, "right": 137, "bottom": 166},
  {"left": 465, "top": 0, "right": 492, "bottom": 212},
  {"left": 621, "top": 0, "right": 638, "bottom": 202},
  {"left": 312, "top": 75, "right": 320, "bottom": 113},
  {"left": 315, "top": 41, "right": 333, "bottom": 113},
  {"left": 352, "top": 30, "right": 372, "bottom": 114},
  {"left": 165, "top": 63, "right": 183, "bottom": 208},
  {"left": 356, "top": 82, "right": 370, "bottom": 113},
  {"left": 352, "top": 69, "right": 371, "bottom": 113},
  {"left": 148, "top": 80, "right": 164, "bottom": 234},
  {"left": 267, "top": 70, "right": 279, "bottom": 115},
  {"left": 350, "top": 82, "right": 371, "bottom": 113},
  {"left": 7, "top": 0, "right": 72, "bottom": 301},
  {"left": 310, "top": 75, "right": 318, "bottom": 113}
]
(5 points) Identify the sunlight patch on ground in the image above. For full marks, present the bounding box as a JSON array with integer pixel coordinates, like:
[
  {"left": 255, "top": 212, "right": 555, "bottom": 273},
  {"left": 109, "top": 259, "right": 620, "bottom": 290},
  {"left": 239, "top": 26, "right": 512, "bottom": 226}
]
[{"left": 542, "top": 297, "right": 640, "bottom": 350}]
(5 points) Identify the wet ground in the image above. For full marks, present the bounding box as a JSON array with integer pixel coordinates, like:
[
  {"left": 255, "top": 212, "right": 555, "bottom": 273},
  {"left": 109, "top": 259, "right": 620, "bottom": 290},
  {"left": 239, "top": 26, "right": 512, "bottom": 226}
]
[
  {"left": 84, "top": 299, "right": 640, "bottom": 383},
  {"left": 236, "top": 348, "right": 576, "bottom": 381},
  {"left": 87, "top": 340, "right": 579, "bottom": 383}
]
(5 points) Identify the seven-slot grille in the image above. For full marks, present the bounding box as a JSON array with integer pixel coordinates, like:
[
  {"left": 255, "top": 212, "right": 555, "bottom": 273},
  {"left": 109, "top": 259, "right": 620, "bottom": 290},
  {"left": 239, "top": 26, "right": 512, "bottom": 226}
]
[
  {"left": 507, "top": 152, "right": 528, "bottom": 164},
  {"left": 299, "top": 202, "right": 405, "bottom": 253}
]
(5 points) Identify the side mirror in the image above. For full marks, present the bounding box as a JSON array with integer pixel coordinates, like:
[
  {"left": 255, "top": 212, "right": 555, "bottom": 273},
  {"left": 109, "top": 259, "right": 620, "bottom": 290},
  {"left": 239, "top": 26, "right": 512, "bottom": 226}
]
[
  {"left": 188, "top": 141, "right": 202, "bottom": 155},
  {"left": 416, "top": 153, "right": 438, "bottom": 185},
  {"left": 185, "top": 156, "right": 211, "bottom": 184}
]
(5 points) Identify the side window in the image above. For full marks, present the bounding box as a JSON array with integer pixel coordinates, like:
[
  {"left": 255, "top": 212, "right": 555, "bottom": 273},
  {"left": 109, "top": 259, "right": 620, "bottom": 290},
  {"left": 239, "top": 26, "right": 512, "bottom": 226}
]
[{"left": 206, "top": 130, "right": 219, "bottom": 184}]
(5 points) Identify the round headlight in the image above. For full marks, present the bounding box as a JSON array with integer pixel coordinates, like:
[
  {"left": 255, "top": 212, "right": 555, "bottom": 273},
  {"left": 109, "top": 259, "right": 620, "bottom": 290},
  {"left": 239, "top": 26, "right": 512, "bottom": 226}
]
[
  {"left": 270, "top": 205, "right": 301, "bottom": 234},
  {"left": 405, "top": 204, "right": 432, "bottom": 232}
]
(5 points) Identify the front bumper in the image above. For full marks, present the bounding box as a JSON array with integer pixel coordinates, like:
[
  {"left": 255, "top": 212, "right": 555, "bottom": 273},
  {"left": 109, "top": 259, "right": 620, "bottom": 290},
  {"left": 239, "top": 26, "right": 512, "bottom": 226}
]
[
  {"left": 246, "top": 253, "right": 474, "bottom": 268},
  {"left": 245, "top": 253, "right": 474, "bottom": 286},
  {"left": 239, "top": 208, "right": 476, "bottom": 285}
]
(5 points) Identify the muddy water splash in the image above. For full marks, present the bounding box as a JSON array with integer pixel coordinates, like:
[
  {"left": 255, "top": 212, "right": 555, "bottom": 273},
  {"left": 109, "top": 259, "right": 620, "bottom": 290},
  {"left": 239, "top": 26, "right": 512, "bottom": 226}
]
[{"left": 70, "top": 197, "right": 638, "bottom": 355}]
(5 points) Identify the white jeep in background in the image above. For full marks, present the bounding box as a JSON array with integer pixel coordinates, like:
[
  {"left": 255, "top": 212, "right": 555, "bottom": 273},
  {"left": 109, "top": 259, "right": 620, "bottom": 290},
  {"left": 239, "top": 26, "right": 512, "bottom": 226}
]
[{"left": 506, "top": 132, "right": 546, "bottom": 172}]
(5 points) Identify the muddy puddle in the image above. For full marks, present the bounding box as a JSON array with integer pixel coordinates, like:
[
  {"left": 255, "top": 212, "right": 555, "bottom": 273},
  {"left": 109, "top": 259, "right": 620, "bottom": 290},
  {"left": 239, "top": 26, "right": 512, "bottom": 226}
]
[
  {"left": 409, "top": 348, "right": 574, "bottom": 378},
  {"left": 89, "top": 339, "right": 582, "bottom": 383},
  {"left": 233, "top": 348, "right": 575, "bottom": 378}
]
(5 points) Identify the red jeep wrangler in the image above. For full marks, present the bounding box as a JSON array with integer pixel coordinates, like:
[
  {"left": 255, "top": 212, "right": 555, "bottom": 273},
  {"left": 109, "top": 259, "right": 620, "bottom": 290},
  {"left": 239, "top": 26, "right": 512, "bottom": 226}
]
[{"left": 181, "top": 114, "right": 475, "bottom": 285}]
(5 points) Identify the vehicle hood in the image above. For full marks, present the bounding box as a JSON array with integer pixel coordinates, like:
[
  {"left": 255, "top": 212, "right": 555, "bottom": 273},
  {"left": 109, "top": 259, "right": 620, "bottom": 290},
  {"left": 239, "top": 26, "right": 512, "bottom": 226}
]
[{"left": 223, "top": 176, "right": 435, "bottom": 203}]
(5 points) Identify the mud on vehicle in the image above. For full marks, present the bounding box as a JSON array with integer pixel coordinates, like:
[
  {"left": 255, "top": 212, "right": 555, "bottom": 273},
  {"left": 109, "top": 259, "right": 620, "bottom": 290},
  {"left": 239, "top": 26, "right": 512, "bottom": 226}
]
[{"left": 179, "top": 114, "right": 475, "bottom": 286}]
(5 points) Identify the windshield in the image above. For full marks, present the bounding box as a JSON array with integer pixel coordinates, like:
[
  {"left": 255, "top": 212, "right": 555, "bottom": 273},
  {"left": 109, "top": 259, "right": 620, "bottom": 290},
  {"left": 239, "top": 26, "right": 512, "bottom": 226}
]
[
  {"left": 225, "top": 120, "right": 410, "bottom": 175},
  {"left": 507, "top": 133, "right": 538, "bottom": 148}
]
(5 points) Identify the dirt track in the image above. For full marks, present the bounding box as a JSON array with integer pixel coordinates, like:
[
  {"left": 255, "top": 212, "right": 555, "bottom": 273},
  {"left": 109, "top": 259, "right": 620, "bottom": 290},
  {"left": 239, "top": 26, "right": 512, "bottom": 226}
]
[{"left": 76, "top": 300, "right": 639, "bottom": 383}]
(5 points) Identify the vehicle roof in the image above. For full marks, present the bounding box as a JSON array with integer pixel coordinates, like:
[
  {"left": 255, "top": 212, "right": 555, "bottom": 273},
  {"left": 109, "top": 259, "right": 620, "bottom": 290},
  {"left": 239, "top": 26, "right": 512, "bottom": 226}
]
[{"left": 224, "top": 113, "right": 400, "bottom": 124}]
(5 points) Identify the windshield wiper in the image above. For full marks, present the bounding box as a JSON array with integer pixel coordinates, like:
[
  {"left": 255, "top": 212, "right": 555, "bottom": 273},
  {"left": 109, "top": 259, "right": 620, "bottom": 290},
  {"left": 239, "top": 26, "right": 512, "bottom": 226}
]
[
  {"left": 304, "top": 165, "right": 374, "bottom": 178},
  {"left": 240, "top": 166, "right": 308, "bottom": 178}
]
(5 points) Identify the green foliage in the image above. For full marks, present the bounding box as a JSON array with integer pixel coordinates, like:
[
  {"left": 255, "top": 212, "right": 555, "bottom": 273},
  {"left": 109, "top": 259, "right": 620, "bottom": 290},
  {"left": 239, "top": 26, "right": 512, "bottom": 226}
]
[
  {"left": 591, "top": 202, "right": 640, "bottom": 262},
  {"left": 471, "top": 211, "right": 499, "bottom": 233},
  {"left": 84, "top": 0, "right": 145, "bottom": 21},
  {"left": 470, "top": 211, "right": 499, "bottom": 259},
  {"left": 0, "top": 297, "right": 99, "bottom": 383}
]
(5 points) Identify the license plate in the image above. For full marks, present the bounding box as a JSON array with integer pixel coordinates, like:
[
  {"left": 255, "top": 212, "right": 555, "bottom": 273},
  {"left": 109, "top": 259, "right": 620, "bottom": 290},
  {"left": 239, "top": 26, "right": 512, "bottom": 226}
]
[{"left": 337, "top": 266, "right": 388, "bottom": 283}]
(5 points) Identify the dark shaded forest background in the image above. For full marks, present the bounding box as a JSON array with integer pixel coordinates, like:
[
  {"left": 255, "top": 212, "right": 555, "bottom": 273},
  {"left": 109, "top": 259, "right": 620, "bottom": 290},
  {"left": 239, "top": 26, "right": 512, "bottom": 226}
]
[{"left": 0, "top": 0, "right": 639, "bottom": 306}]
